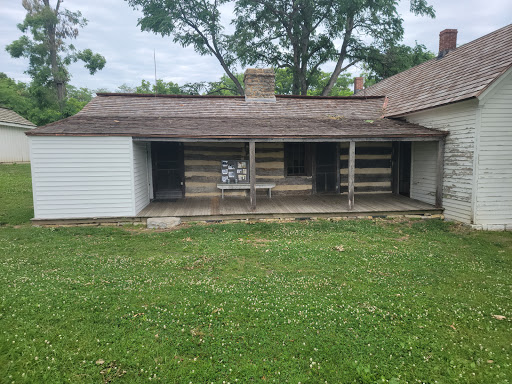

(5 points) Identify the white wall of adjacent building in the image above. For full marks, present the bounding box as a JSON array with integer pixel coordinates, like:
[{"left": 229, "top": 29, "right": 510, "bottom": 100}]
[
  {"left": 29, "top": 136, "right": 139, "bottom": 219},
  {"left": 406, "top": 100, "right": 477, "bottom": 224},
  {"left": 133, "top": 141, "right": 151, "bottom": 215},
  {"left": 0, "top": 124, "right": 32, "bottom": 162},
  {"left": 410, "top": 141, "right": 438, "bottom": 206},
  {"left": 474, "top": 69, "right": 512, "bottom": 228}
]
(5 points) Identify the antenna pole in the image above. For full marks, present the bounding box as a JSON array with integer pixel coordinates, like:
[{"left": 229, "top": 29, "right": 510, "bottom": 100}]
[{"left": 154, "top": 49, "right": 157, "bottom": 97}]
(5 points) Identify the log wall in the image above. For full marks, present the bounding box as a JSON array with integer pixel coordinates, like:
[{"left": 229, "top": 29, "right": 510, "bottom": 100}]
[
  {"left": 183, "top": 142, "right": 392, "bottom": 197},
  {"left": 339, "top": 142, "right": 392, "bottom": 193}
]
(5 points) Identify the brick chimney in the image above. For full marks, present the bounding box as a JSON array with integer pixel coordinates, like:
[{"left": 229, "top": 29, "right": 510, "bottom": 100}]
[
  {"left": 438, "top": 29, "right": 458, "bottom": 57},
  {"left": 244, "top": 68, "right": 276, "bottom": 102},
  {"left": 354, "top": 77, "right": 364, "bottom": 94}
]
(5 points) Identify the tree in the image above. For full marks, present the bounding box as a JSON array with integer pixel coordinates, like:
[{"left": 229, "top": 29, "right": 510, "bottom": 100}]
[
  {"left": 63, "top": 84, "right": 93, "bottom": 117},
  {"left": 233, "top": 0, "right": 435, "bottom": 95},
  {"left": 0, "top": 73, "right": 94, "bottom": 126},
  {"left": 136, "top": 79, "right": 184, "bottom": 94},
  {"left": 125, "top": 0, "right": 434, "bottom": 96},
  {"left": 0, "top": 73, "right": 34, "bottom": 119},
  {"left": 6, "top": 0, "right": 106, "bottom": 109},
  {"left": 126, "top": 0, "right": 244, "bottom": 96},
  {"left": 363, "top": 42, "right": 435, "bottom": 82},
  {"left": 116, "top": 84, "right": 136, "bottom": 93},
  {"left": 308, "top": 71, "right": 353, "bottom": 96},
  {"left": 204, "top": 68, "right": 352, "bottom": 96},
  {"left": 206, "top": 73, "right": 244, "bottom": 95}
]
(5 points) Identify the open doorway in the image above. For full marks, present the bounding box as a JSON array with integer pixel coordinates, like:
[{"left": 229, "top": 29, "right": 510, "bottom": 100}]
[
  {"left": 151, "top": 142, "right": 184, "bottom": 200},
  {"left": 392, "top": 142, "right": 411, "bottom": 197},
  {"left": 315, "top": 143, "right": 339, "bottom": 193}
]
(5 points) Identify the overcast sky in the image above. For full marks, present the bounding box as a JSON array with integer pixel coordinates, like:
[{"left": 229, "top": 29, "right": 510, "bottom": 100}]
[{"left": 0, "top": 0, "right": 510, "bottom": 92}]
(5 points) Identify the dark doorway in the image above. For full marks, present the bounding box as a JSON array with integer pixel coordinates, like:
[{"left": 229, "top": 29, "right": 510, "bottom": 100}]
[
  {"left": 392, "top": 142, "right": 412, "bottom": 197},
  {"left": 151, "top": 142, "right": 184, "bottom": 200},
  {"left": 315, "top": 143, "right": 338, "bottom": 193}
]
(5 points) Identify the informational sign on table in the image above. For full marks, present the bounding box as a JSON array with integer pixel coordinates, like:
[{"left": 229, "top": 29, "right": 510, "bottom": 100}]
[{"left": 220, "top": 160, "right": 249, "bottom": 184}]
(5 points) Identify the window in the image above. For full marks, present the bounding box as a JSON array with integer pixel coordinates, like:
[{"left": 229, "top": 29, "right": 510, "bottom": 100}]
[{"left": 285, "top": 143, "right": 310, "bottom": 176}]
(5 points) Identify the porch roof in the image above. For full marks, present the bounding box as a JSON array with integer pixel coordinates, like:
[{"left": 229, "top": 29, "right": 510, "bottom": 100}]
[{"left": 27, "top": 93, "right": 447, "bottom": 140}]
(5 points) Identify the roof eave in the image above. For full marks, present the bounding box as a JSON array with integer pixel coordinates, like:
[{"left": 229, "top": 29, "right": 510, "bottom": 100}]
[
  {"left": 1, "top": 121, "right": 36, "bottom": 129},
  {"left": 383, "top": 96, "right": 479, "bottom": 118},
  {"left": 26, "top": 132, "right": 448, "bottom": 140}
]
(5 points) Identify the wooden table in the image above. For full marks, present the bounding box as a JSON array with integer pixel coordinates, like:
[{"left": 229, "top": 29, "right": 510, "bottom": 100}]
[{"left": 217, "top": 183, "right": 276, "bottom": 199}]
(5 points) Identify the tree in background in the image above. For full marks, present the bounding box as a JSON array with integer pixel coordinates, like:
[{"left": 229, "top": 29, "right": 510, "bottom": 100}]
[
  {"left": 197, "top": 69, "right": 353, "bottom": 96},
  {"left": 6, "top": 0, "right": 106, "bottom": 109},
  {"left": 126, "top": 0, "right": 434, "bottom": 96},
  {"left": 63, "top": 84, "right": 93, "bottom": 117},
  {"left": 125, "top": 69, "right": 353, "bottom": 97},
  {"left": 0, "top": 73, "right": 94, "bottom": 126},
  {"left": 115, "top": 79, "right": 207, "bottom": 95},
  {"left": 136, "top": 79, "right": 185, "bottom": 94},
  {"left": 0, "top": 73, "right": 34, "bottom": 120},
  {"left": 362, "top": 42, "right": 435, "bottom": 84},
  {"left": 206, "top": 73, "right": 244, "bottom": 95},
  {"left": 126, "top": 0, "right": 244, "bottom": 95},
  {"left": 234, "top": 0, "right": 435, "bottom": 95}
]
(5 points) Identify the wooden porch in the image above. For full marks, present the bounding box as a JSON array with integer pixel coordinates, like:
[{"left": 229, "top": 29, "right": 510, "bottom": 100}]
[{"left": 137, "top": 193, "right": 442, "bottom": 221}]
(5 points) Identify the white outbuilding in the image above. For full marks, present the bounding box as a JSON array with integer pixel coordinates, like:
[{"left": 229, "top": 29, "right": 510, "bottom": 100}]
[{"left": 0, "top": 107, "right": 36, "bottom": 163}]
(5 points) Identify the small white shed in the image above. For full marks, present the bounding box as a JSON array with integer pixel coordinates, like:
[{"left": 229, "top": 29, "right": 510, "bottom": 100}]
[{"left": 0, "top": 107, "right": 36, "bottom": 163}]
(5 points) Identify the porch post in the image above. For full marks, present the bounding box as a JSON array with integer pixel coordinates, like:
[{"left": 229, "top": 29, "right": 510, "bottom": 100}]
[
  {"left": 348, "top": 141, "right": 355, "bottom": 210},
  {"left": 336, "top": 143, "right": 341, "bottom": 194},
  {"left": 249, "top": 141, "right": 256, "bottom": 210},
  {"left": 391, "top": 142, "right": 400, "bottom": 195},
  {"left": 435, "top": 138, "right": 445, "bottom": 208}
]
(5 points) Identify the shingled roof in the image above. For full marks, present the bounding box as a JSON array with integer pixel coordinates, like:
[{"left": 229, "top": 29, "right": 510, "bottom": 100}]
[
  {"left": 363, "top": 24, "right": 512, "bottom": 117},
  {"left": 27, "top": 94, "right": 445, "bottom": 140},
  {"left": 0, "top": 107, "right": 36, "bottom": 128}
]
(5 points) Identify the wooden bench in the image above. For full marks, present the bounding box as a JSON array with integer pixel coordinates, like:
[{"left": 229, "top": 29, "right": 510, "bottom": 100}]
[{"left": 217, "top": 183, "right": 276, "bottom": 199}]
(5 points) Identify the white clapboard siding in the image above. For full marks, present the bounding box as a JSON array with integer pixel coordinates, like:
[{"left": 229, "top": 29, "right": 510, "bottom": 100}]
[
  {"left": 133, "top": 141, "right": 150, "bottom": 214},
  {"left": 0, "top": 125, "right": 32, "bottom": 162},
  {"left": 410, "top": 141, "right": 437, "bottom": 206},
  {"left": 476, "top": 70, "right": 512, "bottom": 225},
  {"left": 406, "top": 100, "right": 477, "bottom": 223},
  {"left": 30, "top": 136, "right": 135, "bottom": 219}
]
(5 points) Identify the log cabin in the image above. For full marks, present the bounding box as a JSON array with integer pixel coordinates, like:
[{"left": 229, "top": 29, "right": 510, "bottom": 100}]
[
  {"left": 26, "top": 25, "right": 511, "bottom": 229},
  {"left": 25, "top": 70, "right": 446, "bottom": 224}
]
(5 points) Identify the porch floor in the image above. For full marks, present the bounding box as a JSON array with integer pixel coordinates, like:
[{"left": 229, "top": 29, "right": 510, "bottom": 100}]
[{"left": 137, "top": 193, "right": 442, "bottom": 221}]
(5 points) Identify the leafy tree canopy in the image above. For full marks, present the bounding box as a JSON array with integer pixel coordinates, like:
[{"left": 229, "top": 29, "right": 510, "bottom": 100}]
[
  {"left": 126, "top": 0, "right": 435, "bottom": 95},
  {"left": 126, "top": 0, "right": 244, "bottom": 95},
  {"left": 0, "top": 73, "right": 94, "bottom": 126},
  {"left": 205, "top": 69, "right": 353, "bottom": 96},
  {"left": 6, "top": 0, "right": 106, "bottom": 108},
  {"left": 363, "top": 42, "right": 435, "bottom": 83}
]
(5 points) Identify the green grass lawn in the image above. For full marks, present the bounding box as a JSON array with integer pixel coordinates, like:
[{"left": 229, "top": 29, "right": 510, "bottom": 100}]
[
  {"left": 0, "top": 164, "right": 511, "bottom": 383},
  {"left": 0, "top": 164, "right": 34, "bottom": 226}
]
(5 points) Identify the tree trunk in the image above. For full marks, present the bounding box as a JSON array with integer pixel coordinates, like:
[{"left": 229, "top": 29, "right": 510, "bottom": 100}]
[
  {"left": 292, "top": 69, "right": 302, "bottom": 95},
  {"left": 46, "top": 0, "right": 66, "bottom": 110},
  {"left": 321, "top": 17, "right": 354, "bottom": 96},
  {"left": 300, "top": 71, "right": 308, "bottom": 95},
  {"left": 215, "top": 53, "right": 244, "bottom": 95}
]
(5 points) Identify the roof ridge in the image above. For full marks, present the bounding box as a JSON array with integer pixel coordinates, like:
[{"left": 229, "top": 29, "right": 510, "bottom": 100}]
[
  {"left": 362, "top": 23, "right": 512, "bottom": 116},
  {"left": 364, "top": 23, "right": 512, "bottom": 95},
  {"left": 95, "top": 92, "right": 385, "bottom": 100}
]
